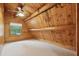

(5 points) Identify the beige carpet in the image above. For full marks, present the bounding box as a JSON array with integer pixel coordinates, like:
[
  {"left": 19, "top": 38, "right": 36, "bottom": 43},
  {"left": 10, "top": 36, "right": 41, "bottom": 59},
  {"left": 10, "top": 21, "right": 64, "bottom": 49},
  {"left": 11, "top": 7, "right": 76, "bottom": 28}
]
[
  {"left": 0, "top": 40, "right": 76, "bottom": 56},
  {"left": 0, "top": 45, "right": 3, "bottom": 55}
]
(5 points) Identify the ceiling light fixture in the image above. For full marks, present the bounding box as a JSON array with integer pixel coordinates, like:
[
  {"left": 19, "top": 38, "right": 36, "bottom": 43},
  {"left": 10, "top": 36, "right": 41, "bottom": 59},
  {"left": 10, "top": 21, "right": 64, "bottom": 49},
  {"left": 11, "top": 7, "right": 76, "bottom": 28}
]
[{"left": 16, "top": 12, "right": 25, "bottom": 17}]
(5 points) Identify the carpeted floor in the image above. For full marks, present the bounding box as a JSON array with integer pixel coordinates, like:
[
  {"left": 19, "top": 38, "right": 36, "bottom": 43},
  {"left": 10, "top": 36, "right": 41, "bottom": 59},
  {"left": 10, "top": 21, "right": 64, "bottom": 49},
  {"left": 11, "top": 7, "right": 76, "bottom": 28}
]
[
  {"left": 0, "top": 45, "right": 4, "bottom": 55},
  {"left": 0, "top": 40, "right": 76, "bottom": 56}
]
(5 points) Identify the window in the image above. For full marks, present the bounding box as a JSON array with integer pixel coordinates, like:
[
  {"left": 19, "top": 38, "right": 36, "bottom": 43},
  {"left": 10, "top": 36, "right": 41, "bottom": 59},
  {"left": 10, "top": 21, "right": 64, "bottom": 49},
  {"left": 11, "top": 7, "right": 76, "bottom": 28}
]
[{"left": 10, "top": 23, "right": 22, "bottom": 35}]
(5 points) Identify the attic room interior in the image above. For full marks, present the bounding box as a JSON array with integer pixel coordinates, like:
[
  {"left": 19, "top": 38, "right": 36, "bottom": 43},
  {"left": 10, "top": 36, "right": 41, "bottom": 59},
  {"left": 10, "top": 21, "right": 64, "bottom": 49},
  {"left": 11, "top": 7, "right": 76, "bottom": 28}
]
[{"left": 0, "top": 3, "right": 78, "bottom": 56}]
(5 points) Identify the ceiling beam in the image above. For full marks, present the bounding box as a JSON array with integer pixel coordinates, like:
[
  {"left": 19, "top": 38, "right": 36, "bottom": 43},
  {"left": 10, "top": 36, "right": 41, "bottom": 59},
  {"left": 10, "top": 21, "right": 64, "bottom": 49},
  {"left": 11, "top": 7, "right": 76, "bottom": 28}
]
[{"left": 24, "top": 3, "right": 57, "bottom": 22}]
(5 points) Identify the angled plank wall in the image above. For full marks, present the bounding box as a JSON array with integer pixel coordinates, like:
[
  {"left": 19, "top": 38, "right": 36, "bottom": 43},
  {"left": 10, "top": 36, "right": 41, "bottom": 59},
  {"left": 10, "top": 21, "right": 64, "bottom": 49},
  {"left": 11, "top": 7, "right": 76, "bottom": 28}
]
[{"left": 26, "top": 4, "right": 76, "bottom": 51}]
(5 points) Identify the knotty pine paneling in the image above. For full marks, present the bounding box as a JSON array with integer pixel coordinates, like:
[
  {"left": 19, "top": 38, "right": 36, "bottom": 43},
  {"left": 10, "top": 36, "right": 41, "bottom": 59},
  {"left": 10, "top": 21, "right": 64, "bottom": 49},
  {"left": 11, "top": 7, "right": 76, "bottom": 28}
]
[
  {"left": 0, "top": 4, "right": 4, "bottom": 44},
  {"left": 23, "top": 3, "right": 44, "bottom": 14},
  {"left": 26, "top": 13, "right": 49, "bottom": 29},
  {"left": 26, "top": 4, "right": 76, "bottom": 51}
]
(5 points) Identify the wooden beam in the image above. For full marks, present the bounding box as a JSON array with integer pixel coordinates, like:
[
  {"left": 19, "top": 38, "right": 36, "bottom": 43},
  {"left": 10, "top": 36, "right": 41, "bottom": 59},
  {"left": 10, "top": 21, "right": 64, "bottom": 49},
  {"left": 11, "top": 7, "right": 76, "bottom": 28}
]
[
  {"left": 24, "top": 4, "right": 57, "bottom": 22},
  {"left": 29, "top": 24, "right": 75, "bottom": 31}
]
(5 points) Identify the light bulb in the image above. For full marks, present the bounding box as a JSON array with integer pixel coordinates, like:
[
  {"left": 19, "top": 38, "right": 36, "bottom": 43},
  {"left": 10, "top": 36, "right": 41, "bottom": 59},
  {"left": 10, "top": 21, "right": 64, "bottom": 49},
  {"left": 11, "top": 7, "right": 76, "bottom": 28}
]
[{"left": 16, "top": 12, "right": 25, "bottom": 17}]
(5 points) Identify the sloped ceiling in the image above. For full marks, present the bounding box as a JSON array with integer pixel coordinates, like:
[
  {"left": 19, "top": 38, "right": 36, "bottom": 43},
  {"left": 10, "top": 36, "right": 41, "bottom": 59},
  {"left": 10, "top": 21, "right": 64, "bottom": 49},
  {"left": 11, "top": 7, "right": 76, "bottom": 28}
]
[
  {"left": 4, "top": 3, "right": 19, "bottom": 11},
  {"left": 22, "top": 3, "right": 45, "bottom": 13}
]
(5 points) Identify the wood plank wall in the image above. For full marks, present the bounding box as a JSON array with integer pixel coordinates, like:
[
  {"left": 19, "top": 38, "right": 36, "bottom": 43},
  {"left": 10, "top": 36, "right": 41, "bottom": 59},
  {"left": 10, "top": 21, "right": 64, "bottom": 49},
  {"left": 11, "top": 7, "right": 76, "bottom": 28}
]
[
  {"left": 4, "top": 13, "right": 34, "bottom": 42},
  {"left": 0, "top": 4, "right": 4, "bottom": 44},
  {"left": 26, "top": 4, "right": 76, "bottom": 51}
]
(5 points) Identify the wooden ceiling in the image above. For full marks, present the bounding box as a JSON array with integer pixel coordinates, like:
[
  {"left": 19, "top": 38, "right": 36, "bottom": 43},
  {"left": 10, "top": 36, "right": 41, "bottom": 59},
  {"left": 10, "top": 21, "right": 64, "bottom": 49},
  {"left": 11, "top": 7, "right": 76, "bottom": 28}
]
[
  {"left": 4, "top": 3, "right": 45, "bottom": 19},
  {"left": 22, "top": 3, "right": 45, "bottom": 13},
  {"left": 4, "top": 3, "right": 19, "bottom": 11}
]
